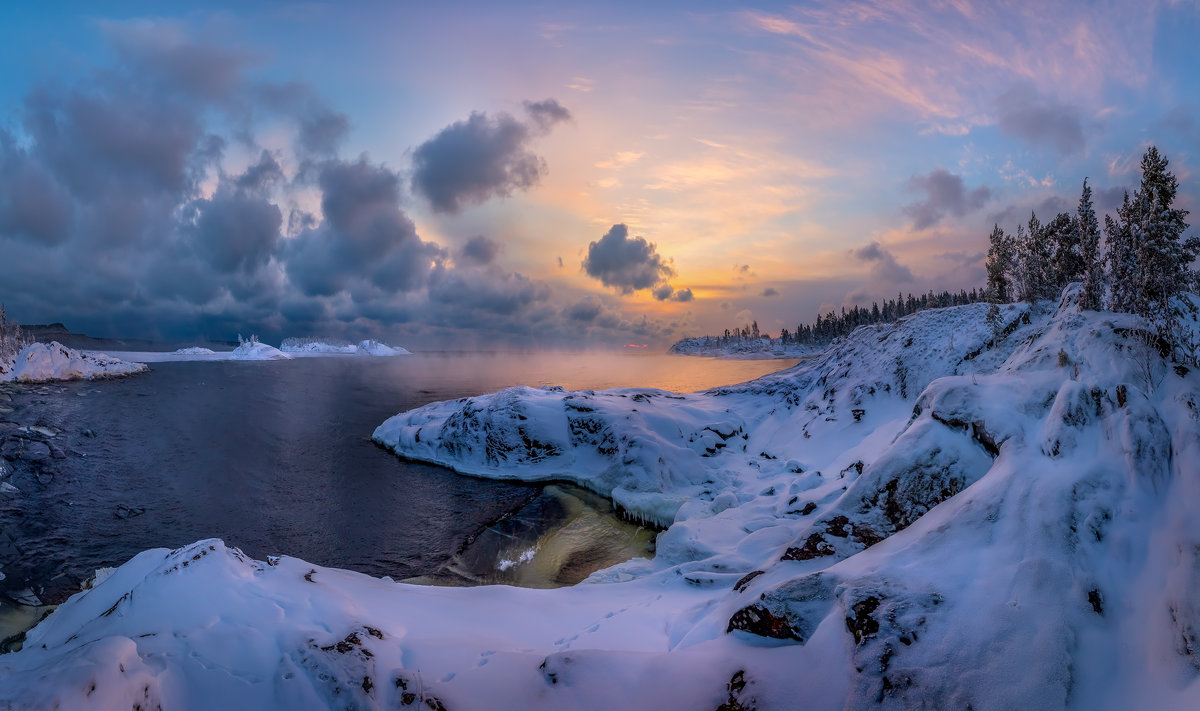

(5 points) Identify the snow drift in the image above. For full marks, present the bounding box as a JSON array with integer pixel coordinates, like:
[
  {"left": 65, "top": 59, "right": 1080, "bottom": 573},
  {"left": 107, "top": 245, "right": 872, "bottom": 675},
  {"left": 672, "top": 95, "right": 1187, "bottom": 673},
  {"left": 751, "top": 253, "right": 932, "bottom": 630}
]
[
  {"left": 6, "top": 286, "right": 1200, "bottom": 709},
  {"left": 0, "top": 341, "right": 147, "bottom": 383}
]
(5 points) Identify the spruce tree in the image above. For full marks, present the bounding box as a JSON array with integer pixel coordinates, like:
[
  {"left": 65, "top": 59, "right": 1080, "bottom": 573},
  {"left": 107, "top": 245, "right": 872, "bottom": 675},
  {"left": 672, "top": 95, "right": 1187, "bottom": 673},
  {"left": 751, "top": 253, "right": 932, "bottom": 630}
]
[
  {"left": 985, "top": 224, "right": 1015, "bottom": 302},
  {"left": 1047, "top": 211, "right": 1082, "bottom": 291},
  {"left": 1018, "top": 212, "right": 1054, "bottom": 302},
  {"left": 1077, "top": 179, "right": 1103, "bottom": 311},
  {"left": 1129, "top": 146, "right": 1197, "bottom": 336},
  {"left": 1105, "top": 191, "right": 1138, "bottom": 314}
]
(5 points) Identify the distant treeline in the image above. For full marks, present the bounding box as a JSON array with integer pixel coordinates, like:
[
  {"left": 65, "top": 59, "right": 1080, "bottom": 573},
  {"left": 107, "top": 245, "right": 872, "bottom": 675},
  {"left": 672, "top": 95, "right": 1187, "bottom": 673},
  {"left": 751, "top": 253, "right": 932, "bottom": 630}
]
[{"left": 713, "top": 288, "right": 986, "bottom": 347}]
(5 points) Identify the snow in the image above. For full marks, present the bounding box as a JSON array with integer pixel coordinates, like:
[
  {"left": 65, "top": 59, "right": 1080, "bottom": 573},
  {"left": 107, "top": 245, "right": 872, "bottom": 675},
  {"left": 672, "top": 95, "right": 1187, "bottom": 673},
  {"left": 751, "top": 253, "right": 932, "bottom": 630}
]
[
  {"left": 669, "top": 335, "right": 823, "bottom": 359},
  {"left": 0, "top": 341, "right": 147, "bottom": 383},
  {"left": 280, "top": 338, "right": 412, "bottom": 356},
  {"left": 6, "top": 285, "right": 1200, "bottom": 709},
  {"left": 230, "top": 341, "right": 292, "bottom": 360},
  {"left": 173, "top": 346, "right": 216, "bottom": 355}
]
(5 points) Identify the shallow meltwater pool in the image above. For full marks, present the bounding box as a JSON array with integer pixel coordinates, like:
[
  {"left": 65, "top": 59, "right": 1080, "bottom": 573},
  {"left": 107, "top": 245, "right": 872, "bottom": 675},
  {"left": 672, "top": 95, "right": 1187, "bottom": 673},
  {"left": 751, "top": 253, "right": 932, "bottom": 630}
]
[{"left": 0, "top": 351, "right": 798, "bottom": 635}]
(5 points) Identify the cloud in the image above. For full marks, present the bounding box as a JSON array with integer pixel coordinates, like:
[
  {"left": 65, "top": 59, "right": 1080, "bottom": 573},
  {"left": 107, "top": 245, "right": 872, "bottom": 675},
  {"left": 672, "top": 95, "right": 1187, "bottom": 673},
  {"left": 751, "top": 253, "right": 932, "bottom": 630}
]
[
  {"left": 762, "top": 287, "right": 779, "bottom": 297},
  {"left": 523, "top": 98, "right": 572, "bottom": 132},
  {"left": 903, "top": 169, "right": 990, "bottom": 229},
  {"left": 995, "top": 83, "right": 1085, "bottom": 156},
  {"left": 285, "top": 157, "right": 443, "bottom": 297},
  {"left": 582, "top": 223, "right": 676, "bottom": 293},
  {"left": 651, "top": 284, "right": 694, "bottom": 302},
  {"left": 565, "top": 295, "right": 604, "bottom": 322},
  {"left": 853, "top": 241, "right": 914, "bottom": 283},
  {"left": 411, "top": 102, "right": 569, "bottom": 213},
  {"left": 459, "top": 235, "right": 500, "bottom": 266}
]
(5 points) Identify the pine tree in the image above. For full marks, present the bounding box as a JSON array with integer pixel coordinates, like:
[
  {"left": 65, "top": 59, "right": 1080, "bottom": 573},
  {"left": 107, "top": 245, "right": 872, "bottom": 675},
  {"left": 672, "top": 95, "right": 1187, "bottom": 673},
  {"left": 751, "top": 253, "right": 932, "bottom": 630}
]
[
  {"left": 1105, "top": 191, "right": 1138, "bottom": 314},
  {"left": 985, "top": 224, "right": 1016, "bottom": 302},
  {"left": 1077, "top": 178, "right": 1103, "bottom": 311},
  {"left": 1129, "top": 146, "right": 1197, "bottom": 338},
  {"left": 1047, "top": 211, "right": 1082, "bottom": 291},
  {"left": 1017, "top": 214, "right": 1054, "bottom": 302}
]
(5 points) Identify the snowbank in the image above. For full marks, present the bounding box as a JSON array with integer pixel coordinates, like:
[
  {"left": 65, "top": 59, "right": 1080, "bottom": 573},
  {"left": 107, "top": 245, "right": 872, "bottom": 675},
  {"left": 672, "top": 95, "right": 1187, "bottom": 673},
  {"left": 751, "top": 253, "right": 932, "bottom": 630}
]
[
  {"left": 8, "top": 287, "right": 1200, "bottom": 709},
  {"left": 668, "top": 336, "right": 822, "bottom": 359},
  {"left": 0, "top": 342, "right": 147, "bottom": 383},
  {"left": 230, "top": 341, "right": 292, "bottom": 361}
]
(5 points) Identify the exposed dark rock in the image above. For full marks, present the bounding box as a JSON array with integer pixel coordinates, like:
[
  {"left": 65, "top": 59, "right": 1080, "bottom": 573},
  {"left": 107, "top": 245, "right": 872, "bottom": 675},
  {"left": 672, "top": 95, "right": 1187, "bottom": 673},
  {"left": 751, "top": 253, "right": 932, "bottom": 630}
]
[
  {"left": 727, "top": 604, "right": 804, "bottom": 642},
  {"left": 715, "top": 670, "right": 755, "bottom": 711},
  {"left": 733, "top": 570, "right": 765, "bottom": 593},
  {"left": 846, "top": 596, "right": 881, "bottom": 644},
  {"left": 782, "top": 532, "right": 834, "bottom": 561}
]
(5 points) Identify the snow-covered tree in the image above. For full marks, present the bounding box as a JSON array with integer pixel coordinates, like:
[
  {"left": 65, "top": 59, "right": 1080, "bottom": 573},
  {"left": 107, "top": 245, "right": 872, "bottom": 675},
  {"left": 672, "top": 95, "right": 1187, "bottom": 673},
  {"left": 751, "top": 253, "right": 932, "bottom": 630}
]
[
  {"left": 1104, "top": 191, "right": 1138, "bottom": 314},
  {"left": 1047, "top": 211, "right": 1082, "bottom": 291},
  {"left": 1017, "top": 213, "right": 1054, "bottom": 302},
  {"left": 1130, "top": 146, "right": 1197, "bottom": 335},
  {"left": 1077, "top": 178, "right": 1103, "bottom": 311},
  {"left": 985, "top": 224, "right": 1016, "bottom": 303}
]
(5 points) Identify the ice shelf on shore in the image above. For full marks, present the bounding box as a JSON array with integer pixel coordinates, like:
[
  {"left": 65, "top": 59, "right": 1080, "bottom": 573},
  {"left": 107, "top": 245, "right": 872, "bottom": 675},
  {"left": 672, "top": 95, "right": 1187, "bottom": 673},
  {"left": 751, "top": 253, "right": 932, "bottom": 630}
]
[
  {"left": 5, "top": 285, "right": 1200, "bottom": 709},
  {"left": 0, "top": 342, "right": 147, "bottom": 383}
]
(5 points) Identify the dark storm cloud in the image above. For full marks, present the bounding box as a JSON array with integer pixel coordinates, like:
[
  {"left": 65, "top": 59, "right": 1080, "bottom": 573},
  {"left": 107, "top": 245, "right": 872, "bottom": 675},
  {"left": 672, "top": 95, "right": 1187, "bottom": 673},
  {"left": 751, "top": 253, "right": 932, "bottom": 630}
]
[
  {"left": 459, "top": 235, "right": 500, "bottom": 266},
  {"left": 0, "top": 136, "right": 74, "bottom": 245},
  {"left": 582, "top": 224, "right": 675, "bottom": 293},
  {"left": 285, "top": 157, "right": 443, "bottom": 297},
  {"left": 188, "top": 189, "right": 282, "bottom": 273},
  {"left": 995, "top": 83, "right": 1085, "bottom": 157},
  {"left": 411, "top": 101, "right": 569, "bottom": 213},
  {"left": 903, "top": 169, "right": 990, "bottom": 230},
  {"left": 853, "top": 242, "right": 914, "bottom": 283}
]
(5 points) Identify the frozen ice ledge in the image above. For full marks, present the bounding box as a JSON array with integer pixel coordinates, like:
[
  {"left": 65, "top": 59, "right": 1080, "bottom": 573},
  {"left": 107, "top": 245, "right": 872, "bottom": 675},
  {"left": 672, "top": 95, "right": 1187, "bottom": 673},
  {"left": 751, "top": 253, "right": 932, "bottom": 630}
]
[{"left": 5, "top": 285, "right": 1200, "bottom": 709}]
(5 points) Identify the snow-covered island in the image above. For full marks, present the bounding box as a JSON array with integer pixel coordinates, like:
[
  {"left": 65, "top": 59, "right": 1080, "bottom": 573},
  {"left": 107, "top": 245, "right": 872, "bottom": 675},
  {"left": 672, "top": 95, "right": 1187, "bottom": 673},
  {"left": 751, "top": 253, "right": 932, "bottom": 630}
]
[
  {"left": 281, "top": 337, "right": 412, "bottom": 356},
  {"left": 668, "top": 335, "right": 824, "bottom": 360},
  {"left": 5, "top": 285, "right": 1200, "bottom": 708},
  {"left": 0, "top": 341, "right": 147, "bottom": 383}
]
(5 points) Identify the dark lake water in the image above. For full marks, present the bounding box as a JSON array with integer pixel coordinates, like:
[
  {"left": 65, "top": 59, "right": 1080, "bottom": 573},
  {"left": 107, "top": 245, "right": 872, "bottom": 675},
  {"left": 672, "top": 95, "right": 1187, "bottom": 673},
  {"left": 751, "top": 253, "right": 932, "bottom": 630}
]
[{"left": 0, "top": 351, "right": 797, "bottom": 608}]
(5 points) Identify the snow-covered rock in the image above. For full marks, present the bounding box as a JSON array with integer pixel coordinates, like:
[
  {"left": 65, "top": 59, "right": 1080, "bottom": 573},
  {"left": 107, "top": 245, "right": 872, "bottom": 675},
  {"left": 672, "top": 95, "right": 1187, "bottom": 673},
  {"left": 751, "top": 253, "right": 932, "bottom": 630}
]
[
  {"left": 172, "top": 346, "right": 216, "bottom": 355},
  {"left": 230, "top": 341, "right": 292, "bottom": 360},
  {"left": 7, "top": 287, "right": 1200, "bottom": 709},
  {"left": 0, "top": 341, "right": 147, "bottom": 383}
]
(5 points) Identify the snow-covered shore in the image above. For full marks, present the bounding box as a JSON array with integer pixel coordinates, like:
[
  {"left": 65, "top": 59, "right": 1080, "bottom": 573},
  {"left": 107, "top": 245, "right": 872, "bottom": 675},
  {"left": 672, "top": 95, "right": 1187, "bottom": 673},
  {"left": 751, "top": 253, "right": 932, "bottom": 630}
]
[
  {"left": 0, "top": 342, "right": 147, "bottom": 383},
  {"left": 668, "top": 335, "right": 823, "bottom": 359},
  {"left": 6, "top": 286, "right": 1200, "bottom": 709}
]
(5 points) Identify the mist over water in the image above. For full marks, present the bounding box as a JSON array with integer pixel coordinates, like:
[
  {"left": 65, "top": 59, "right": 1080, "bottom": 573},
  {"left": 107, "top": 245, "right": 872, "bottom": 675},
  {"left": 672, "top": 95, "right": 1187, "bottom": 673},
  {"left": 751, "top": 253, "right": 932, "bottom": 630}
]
[{"left": 0, "top": 351, "right": 797, "bottom": 605}]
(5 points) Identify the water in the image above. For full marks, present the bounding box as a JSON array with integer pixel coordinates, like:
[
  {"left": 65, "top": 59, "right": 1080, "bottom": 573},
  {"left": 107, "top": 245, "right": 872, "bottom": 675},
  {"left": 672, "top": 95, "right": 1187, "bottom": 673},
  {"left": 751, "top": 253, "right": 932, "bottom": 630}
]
[{"left": 0, "top": 351, "right": 798, "bottom": 608}]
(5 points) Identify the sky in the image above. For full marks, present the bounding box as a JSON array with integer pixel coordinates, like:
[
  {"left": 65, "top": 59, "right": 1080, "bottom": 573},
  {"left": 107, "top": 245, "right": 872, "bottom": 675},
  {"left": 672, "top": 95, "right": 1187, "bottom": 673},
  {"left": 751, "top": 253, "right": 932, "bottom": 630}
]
[{"left": 1, "top": 0, "right": 1199, "bottom": 349}]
